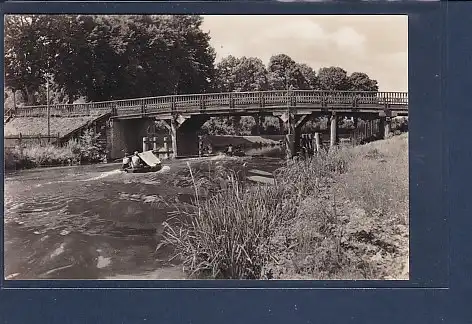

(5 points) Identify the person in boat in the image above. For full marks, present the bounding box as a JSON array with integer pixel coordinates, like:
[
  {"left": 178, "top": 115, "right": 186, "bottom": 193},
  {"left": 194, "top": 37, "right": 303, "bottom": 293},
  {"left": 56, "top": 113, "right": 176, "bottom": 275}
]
[
  {"left": 122, "top": 152, "right": 131, "bottom": 170},
  {"left": 131, "top": 151, "right": 142, "bottom": 169},
  {"left": 226, "top": 144, "right": 233, "bottom": 156}
]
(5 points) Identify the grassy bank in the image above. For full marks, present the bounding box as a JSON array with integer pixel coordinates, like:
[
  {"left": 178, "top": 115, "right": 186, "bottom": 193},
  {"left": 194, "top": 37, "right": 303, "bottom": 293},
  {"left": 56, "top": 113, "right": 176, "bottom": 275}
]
[
  {"left": 163, "top": 133, "right": 409, "bottom": 280},
  {"left": 4, "top": 129, "right": 106, "bottom": 170}
]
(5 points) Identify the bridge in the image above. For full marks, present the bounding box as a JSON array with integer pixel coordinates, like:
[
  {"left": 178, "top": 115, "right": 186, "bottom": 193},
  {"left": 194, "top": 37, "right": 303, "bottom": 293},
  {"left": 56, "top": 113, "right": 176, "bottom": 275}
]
[{"left": 9, "top": 90, "right": 408, "bottom": 159}]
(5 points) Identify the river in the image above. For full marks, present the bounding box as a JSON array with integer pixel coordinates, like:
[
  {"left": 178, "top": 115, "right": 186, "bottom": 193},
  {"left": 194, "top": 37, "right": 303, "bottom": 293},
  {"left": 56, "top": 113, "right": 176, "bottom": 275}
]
[{"left": 3, "top": 147, "right": 285, "bottom": 280}]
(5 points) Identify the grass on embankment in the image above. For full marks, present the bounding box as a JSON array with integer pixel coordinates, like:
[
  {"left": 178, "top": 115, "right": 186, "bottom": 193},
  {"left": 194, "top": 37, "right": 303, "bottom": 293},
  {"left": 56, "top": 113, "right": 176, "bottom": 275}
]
[{"left": 162, "top": 133, "right": 409, "bottom": 280}]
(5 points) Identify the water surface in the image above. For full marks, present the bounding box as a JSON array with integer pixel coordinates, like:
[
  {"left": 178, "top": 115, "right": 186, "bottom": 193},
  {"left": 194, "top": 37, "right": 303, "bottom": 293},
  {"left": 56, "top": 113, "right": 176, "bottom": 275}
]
[{"left": 4, "top": 147, "right": 284, "bottom": 280}]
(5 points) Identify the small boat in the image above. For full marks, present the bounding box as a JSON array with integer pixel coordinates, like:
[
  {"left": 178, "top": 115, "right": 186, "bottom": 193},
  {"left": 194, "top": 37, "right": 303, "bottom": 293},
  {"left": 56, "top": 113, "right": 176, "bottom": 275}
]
[{"left": 122, "top": 150, "right": 163, "bottom": 173}]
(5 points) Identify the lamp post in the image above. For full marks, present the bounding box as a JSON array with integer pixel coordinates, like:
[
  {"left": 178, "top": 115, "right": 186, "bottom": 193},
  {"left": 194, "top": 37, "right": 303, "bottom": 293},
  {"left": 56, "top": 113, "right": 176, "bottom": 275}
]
[
  {"left": 42, "top": 36, "right": 52, "bottom": 142},
  {"left": 285, "top": 70, "right": 291, "bottom": 135},
  {"left": 46, "top": 73, "right": 50, "bottom": 139}
]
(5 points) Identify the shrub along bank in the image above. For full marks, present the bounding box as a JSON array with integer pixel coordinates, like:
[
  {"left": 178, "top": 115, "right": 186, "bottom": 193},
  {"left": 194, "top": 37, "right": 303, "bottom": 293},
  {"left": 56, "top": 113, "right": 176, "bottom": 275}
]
[
  {"left": 4, "top": 129, "right": 106, "bottom": 170},
  {"left": 163, "top": 133, "right": 409, "bottom": 280}
]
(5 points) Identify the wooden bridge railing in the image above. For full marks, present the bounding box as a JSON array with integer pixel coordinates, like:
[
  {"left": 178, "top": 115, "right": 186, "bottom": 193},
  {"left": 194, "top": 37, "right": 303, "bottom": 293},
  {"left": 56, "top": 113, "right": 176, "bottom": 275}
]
[{"left": 11, "top": 90, "right": 409, "bottom": 118}]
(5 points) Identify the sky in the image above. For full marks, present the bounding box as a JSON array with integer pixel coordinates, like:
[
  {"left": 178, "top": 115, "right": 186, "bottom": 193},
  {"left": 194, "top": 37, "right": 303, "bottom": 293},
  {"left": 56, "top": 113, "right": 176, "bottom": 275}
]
[{"left": 201, "top": 15, "right": 408, "bottom": 92}]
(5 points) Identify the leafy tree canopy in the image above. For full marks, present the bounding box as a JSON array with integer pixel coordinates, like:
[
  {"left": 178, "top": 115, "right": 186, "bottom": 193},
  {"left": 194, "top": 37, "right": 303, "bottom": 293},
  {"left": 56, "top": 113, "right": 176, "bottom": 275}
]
[{"left": 5, "top": 14, "right": 216, "bottom": 105}]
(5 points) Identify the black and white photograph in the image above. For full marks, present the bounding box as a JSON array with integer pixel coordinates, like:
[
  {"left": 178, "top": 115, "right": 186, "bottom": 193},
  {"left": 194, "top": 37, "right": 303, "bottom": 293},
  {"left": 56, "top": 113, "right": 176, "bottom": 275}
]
[{"left": 4, "top": 14, "right": 409, "bottom": 280}]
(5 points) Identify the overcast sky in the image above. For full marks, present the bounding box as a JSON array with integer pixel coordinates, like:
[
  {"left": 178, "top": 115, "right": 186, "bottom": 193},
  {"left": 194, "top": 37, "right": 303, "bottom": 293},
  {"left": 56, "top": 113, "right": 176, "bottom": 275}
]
[{"left": 201, "top": 15, "right": 408, "bottom": 92}]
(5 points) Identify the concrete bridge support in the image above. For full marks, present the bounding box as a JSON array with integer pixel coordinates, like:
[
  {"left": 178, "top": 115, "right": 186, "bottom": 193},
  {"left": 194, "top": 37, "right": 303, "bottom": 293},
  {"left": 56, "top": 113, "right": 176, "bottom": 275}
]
[
  {"left": 107, "top": 118, "right": 155, "bottom": 160},
  {"left": 330, "top": 113, "right": 339, "bottom": 149},
  {"left": 233, "top": 116, "right": 241, "bottom": 136},
  {"left": 384, "top": 117, "right": 391, "bottom": 138},
  {"left": 253, "top": 114, "right": 263, "bottom": 135},
  {"left": 164, "top": 115, "right": 209, "bottom": 157},
  {"left": 278, "top": 118, "right": 285, "bottom": 134},
  {"left": 379, "top": 117, "right": 392, "bottom": 139}
]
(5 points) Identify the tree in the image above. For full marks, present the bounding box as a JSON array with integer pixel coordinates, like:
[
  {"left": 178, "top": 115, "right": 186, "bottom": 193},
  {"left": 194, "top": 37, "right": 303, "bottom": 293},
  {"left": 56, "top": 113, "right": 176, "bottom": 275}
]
[
  {"left": 317, "top": 66, "right": 350, "bottom": 91},
  {"left": 215, "top": 56, "right": 268, "bottom": 92},
  {"left": 4, "top": 15, "right": 217, "bottom": 104},
  {"left": 234, "top": 57, "right": 269, "bottom": 92},
  {"left": 348, "top": 72, "right": 379, "bottom": 92},
  {"left": 5, "top": 15, "right": 55, "bottom": 104},
  {"left": 267, "top": 54, "right": 297, "bottom": 90},
  {"left": 214, "top": 55, "right": 241, "bottom": 92},
  {"left": 294, "top": 63, "right": 317, "bottom": 90},
  {"left": 267, "top": 55, "right": 319, "bottom": 91}
]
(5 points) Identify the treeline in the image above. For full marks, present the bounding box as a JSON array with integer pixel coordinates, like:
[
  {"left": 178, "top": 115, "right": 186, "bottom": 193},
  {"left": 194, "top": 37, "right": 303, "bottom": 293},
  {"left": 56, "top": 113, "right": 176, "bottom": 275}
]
[
  {"left": 5, "top": 15, "right": 215, "bottom": 106},
  {"left": 204, "top": 54, "right": 378, "bottom": 135},
  {"left": 214, "top": 54, "right": 378, "bottom": 93}
]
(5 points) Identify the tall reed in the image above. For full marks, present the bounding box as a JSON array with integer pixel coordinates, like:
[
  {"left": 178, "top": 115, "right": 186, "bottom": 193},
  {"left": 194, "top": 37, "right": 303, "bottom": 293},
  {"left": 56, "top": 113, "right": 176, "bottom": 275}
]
[{"left": 163, "top": 163, "right": 299, "bottom": 279}]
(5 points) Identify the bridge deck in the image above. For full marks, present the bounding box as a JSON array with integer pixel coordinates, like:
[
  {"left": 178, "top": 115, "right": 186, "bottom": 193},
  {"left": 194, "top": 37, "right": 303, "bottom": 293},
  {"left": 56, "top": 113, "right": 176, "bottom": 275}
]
[{"left": 12, "top": 90, "right": 408, "bottom": 119}]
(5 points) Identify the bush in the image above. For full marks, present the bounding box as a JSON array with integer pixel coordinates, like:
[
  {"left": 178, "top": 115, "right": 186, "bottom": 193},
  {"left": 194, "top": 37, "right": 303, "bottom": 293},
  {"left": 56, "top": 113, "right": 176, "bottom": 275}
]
[
  {"left": 66, "top": 129, "right": 103, "bottom": 163},
  {"left": 4, "top": 129, "right": 105, "bottom": 170}
]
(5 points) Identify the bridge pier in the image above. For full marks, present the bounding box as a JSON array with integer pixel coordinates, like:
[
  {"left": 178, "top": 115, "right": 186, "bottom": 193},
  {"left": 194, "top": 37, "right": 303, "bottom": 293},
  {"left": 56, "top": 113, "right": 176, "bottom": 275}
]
[
  {"left": 378, "top": 117, "right": 392, "bottom": 139},
  {"left": 164, "top": 115, "right": 209, "bottom": 158},
  {"left": 330, "top": 113, "right": 339, "bottom": 149},
  {"left": 107, "top": 118, "right": 155, "bottom": 160},
  {"left": 253, "top": 114, "right": 263, "bottom": 135},
  {"left": 233, "top": 116, "right": 241, "bottom": 136},
  {"left": 384, "top": 117, "right": 391, "bottom": 138},
  {"left": 275, "top": 112, "right": 315, "bottom": 158}
]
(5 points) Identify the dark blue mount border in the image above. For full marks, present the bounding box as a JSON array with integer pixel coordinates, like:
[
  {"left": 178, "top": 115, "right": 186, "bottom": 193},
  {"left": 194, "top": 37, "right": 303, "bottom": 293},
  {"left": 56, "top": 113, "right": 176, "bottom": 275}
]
[
  {"left": 1, "top": 1, "right": 471, "bottom": 323},
  {"left": 1, "top": 1, "right": 447, "bottom": 290}
]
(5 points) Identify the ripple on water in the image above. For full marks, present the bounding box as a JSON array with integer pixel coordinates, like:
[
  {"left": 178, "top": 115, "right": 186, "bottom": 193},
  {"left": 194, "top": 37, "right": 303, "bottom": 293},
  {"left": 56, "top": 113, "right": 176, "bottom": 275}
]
[{"left": 50, "top": 243, "right": 66, "bottom": 258}]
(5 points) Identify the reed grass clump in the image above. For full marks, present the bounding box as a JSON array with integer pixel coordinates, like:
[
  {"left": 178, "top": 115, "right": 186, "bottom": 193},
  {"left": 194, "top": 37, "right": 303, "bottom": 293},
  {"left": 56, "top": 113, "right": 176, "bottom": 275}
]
[{"left": 163, "top": 164, "right": 299, "bottom": 279}]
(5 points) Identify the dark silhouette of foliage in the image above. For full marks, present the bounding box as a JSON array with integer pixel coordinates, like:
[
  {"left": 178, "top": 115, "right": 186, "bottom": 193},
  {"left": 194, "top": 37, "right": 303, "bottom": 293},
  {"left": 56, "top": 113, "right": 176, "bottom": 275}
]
[
  {"left": 317, "top": 66, "right": 350, "bottom": 91},
  {"left": 5, "top": 15, "right": 216, "bottom": 104}
]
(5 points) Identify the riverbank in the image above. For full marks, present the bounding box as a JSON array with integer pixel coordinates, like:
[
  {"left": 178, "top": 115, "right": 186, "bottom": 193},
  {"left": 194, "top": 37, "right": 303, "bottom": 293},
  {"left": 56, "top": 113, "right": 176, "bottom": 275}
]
[
  {"left": 4, "top": 138, "right": 105, "bottom": 171},
  {"left": 163, "top": 133, "right": 409, "bottom": 280}
]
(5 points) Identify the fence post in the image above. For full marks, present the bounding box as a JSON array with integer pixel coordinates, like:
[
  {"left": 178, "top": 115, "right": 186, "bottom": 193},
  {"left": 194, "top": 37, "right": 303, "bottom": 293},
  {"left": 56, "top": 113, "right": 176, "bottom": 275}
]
[
  {"left": 306, "top": 133, "right": 312, "bottom": 153},
  {"left": 171, "top": 96, "right": 176, "bottom": 111},
  {"left": 314, "top": 132, "right": 321, "bottom": 154},
  {"left": 153, "top": 137, "right": 158, "bottom": 151},
  {"left": 229, "top": 93, "right": 235, "bottom": 109},
  {"left": 199, "top": 96, "right": 205, "bottom": 111},
  {"left": 142, "top": 137, "right": 149, "bottom": 152}
]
